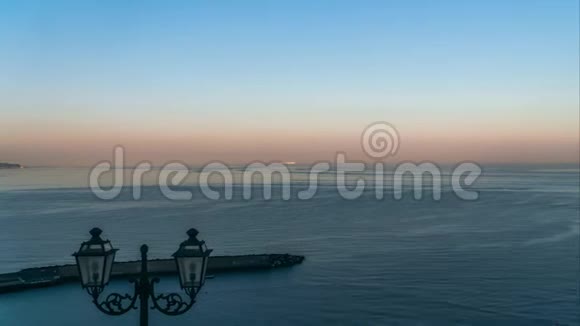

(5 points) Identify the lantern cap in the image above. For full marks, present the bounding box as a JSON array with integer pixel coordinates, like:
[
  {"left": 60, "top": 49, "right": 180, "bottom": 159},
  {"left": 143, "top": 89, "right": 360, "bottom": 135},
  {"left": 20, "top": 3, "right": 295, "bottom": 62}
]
[
  {"left": 73, "top": 227, "right": 117, "bottom": 257},
  {"left": 172, "top": 228, "right": 212, "bottom": 258},
  {"left": 187, "top": 228, "right": 199, "bottom": 238}
]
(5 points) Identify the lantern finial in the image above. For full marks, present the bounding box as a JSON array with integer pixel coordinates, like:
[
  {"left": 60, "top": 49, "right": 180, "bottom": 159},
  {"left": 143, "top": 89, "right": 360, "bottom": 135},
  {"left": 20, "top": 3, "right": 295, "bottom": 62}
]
[
  {"left": 90, "top": 227, "right": 103, "bottom": 238},
  {"left": 186, "top": 228, "right": 199, "bottom": 238}
]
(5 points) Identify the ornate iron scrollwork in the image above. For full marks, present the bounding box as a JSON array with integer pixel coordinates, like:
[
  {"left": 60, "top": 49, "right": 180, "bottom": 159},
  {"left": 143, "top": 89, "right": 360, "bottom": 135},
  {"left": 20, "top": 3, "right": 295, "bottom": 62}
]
[
  {"left": 87, "top": 283, "right": 139, "bottom": 316},
  {"left": 149, "top": 278, "right": 197, "bottom": 316}
]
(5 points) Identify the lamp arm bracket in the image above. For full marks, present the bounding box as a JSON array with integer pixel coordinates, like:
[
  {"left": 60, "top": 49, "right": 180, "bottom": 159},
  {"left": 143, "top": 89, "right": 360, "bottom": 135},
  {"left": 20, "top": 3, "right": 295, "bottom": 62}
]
[
  {"left": 87, "top": 281, "right": 139, "bottom": 316},
  {"left": 149, "top": 278, "right": 197, "bottom": 316}
]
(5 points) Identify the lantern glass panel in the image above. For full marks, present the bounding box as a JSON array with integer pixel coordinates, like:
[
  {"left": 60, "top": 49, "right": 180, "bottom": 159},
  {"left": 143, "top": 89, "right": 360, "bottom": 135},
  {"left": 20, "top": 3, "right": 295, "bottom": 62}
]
[
  {"left": 103, "top": 251, "right": 116, "bottom": 284},
  {"left": 77, "top": 255, "right": 106, "bottom": 287},
  {"left": 200, "top": 256, "right": 209, "bottom": 284},
  {"left": 176, "top": 256, "right": 203, "bottom": 288}
]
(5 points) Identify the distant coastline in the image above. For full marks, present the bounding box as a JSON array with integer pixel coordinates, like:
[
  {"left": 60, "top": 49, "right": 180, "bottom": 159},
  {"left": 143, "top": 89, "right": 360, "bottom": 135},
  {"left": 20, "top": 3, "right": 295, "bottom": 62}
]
[{"left": 0, "top": 163, "right": 22, "bottom": 169}]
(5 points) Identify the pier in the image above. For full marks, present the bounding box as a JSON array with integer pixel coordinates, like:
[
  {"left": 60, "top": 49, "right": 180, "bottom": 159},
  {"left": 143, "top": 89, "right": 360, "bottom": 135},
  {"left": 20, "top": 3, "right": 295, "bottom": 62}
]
[{"left": 0, "top": 254, "right": 305, "bottom": 294}]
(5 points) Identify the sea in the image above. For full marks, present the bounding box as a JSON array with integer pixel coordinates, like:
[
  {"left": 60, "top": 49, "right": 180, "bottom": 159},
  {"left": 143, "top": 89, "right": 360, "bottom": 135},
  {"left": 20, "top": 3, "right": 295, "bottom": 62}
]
[{"left": 0, "top": 165, "right": 578, "bottom": 325}]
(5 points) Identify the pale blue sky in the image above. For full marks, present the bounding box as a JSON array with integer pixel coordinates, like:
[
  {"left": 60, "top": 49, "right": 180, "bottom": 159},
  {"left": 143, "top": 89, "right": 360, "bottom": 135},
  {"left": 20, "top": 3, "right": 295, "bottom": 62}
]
[{"left": 0, "top": 0, "right": 578, "bottom": 165}]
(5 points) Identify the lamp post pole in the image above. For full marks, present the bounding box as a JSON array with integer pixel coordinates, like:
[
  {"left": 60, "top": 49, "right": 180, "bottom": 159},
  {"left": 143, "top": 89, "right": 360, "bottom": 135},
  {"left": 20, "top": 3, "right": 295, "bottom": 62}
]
[
  {"left": 139, "top": 245, "right": 149, "bottom": 326},
  {"left": 73, "top": 228, "right": 212, "bottom": 326}
]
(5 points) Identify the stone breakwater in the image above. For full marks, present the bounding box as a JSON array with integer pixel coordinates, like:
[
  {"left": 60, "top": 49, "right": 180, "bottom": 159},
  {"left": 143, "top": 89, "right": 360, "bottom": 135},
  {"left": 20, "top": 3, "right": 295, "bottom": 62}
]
[{"left": 0, "top": 254, "right": 305, "bottom": 294}]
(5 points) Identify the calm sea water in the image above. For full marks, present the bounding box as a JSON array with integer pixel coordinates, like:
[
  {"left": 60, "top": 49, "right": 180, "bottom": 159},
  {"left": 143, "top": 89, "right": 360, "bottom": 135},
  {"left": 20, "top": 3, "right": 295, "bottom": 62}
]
[{"left": 0, "top": 166, "right": 578, "bottom": 325}]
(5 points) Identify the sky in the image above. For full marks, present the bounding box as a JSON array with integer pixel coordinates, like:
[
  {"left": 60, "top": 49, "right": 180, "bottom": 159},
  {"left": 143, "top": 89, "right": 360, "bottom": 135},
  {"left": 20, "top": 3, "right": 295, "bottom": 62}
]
[{"left": 0, "top": 0, "right": 578, "bottom": 166}]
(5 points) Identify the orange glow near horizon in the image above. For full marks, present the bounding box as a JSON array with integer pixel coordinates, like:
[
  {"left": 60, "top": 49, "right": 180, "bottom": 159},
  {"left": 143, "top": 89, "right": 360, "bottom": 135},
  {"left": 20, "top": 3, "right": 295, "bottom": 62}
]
[{"left": 1, "top": 116, "right": 578, "bottom": 166}]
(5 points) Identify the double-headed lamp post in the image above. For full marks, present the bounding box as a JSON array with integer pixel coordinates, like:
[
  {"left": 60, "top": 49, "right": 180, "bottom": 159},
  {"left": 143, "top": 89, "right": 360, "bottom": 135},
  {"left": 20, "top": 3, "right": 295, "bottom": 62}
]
[{"left": 73, "top": 228, "right": 212, "bottom": 326}]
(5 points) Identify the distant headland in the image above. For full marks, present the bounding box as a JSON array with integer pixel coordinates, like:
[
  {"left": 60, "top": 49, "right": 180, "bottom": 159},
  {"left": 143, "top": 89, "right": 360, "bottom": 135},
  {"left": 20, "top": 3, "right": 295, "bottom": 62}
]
[{"left": 0, "top": 163, "right": 22, "bottom": 169}]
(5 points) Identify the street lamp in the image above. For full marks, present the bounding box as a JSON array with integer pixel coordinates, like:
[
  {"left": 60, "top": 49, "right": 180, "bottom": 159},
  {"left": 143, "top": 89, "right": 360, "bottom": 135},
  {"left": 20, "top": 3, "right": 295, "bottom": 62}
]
[
  {"left": 173, "top": 228, "right": 212, "bottom": 291},
  {"left": 73, "top": 227, "right": 212, "bottom": 326}
]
